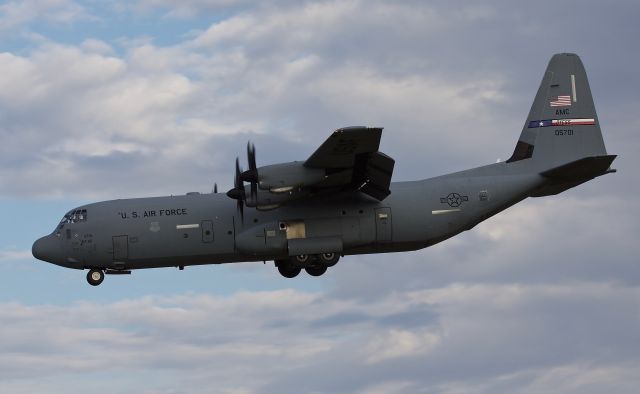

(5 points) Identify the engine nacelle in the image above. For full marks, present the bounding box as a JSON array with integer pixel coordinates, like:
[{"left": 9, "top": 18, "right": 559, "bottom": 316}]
[{"left": 256, "top": 162, "right": 326, "bottom": 192}]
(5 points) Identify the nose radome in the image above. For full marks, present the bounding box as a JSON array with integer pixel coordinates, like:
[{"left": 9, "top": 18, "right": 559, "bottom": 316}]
[{"left": 32, "top": 235, "right": 60, "bottom": 263}]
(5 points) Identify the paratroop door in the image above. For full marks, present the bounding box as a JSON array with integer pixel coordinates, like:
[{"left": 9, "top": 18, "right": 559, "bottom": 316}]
[
  {"left": 112, "top": 235, "right": 129, "bottom": 261},
  {"left": 375, "top": 208, "right": 392, "bottom": 242},
  {"left": 202, "top": 220, "right": 214, "bottom": 243}
]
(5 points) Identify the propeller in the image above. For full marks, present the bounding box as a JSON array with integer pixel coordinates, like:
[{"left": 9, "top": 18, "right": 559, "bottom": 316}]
[
  {"left": 226, "top": 158, "right": 245, "bottom": 220},
  {"left": 226, "top": 141, "right": 260, "bottom": 220},
  {"left": 242, "top": 142, "right": 259, "bottom": 202}
]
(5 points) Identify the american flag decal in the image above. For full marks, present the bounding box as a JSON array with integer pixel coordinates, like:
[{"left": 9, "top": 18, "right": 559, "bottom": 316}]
[
  {"left": 528, "top": 118, "right": 596, "bottom": 128},
  {"left": 550, "top": 95, "right": 572, "bottom": 107}
]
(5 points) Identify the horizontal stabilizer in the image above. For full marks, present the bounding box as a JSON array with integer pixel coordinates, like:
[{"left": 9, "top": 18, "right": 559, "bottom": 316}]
[
  {"left": 540, "top": 155, "right": 617, "bottom": 180},
  {"left": 531, "top": 155, "right": 616, "bottom": 197}
]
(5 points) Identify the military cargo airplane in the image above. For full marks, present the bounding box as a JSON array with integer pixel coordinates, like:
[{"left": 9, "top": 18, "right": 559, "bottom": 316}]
[{"left": 33, "top": 53, "right": 616, "bottom": 286}]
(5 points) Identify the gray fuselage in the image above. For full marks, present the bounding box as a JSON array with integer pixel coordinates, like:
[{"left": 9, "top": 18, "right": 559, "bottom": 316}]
[{"left": 38, "top": 162, "right": 544, "bottom": 271}]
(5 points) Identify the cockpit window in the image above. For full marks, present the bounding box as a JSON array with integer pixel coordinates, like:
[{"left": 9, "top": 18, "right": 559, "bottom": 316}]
[{"left": 58, "top": 209, "right": 88, "bottom": 227}]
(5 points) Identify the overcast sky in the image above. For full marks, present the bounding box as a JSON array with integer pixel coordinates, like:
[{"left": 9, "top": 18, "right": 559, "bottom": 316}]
[{"left": 1, "top": 1, "right": 639, "bottom": 393}]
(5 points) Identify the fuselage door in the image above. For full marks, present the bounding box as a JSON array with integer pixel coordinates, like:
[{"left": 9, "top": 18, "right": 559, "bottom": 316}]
[
  {"left": 375, "top": 207, "right": 392, "bottom": 242},
  {"left": 112, "top": 235, "right": 129, "bottom": 261},
  {"left": 202, "top": 220, "right": 214, "bottom": 243}
]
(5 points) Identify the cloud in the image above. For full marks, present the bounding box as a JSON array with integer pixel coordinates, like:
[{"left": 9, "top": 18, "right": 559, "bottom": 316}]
[
  {"left": 364, "top": 328, "right": 439, "bottom": 364},
  {"left": 0, "top": 249, "right": 32, "bottom": 262},
  {"left": 0, "top": 0, "right": 89, "bottom": 32},
  {"left": 132, "top": 0, "right": 258, "bottom": 18},
  {"left": 1, "top": 282, "right": 639, "bottom": 393},
  {"left": 1, "top": 1, "right": 640, "bottom": 393},
  {"left": 2, "top": 0, "right": 638, "bottom": 200},
  {"left": 0, "top": 1, "right": 512, "bottom": 199}
]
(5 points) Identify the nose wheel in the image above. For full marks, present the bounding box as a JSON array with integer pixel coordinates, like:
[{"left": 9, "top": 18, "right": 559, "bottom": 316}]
[{"left": 86, "top": 269, "right": 105, "bottom": 286}]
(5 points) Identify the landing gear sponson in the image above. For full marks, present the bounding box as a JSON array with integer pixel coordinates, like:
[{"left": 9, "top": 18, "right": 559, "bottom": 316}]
[{"left": 275, "top": 253, "right": 340, "bottom": 278}]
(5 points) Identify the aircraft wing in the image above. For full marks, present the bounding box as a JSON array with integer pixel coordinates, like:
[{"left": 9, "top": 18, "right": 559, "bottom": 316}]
[
  {"left": 304, "top": 126, "right": 395, "bottom": 200},
  {"left": 229, "top": 126, "right": 395, "bottom": 211},
  {"left": 305, "top": 126, "right": 384, "bottom": 168}
]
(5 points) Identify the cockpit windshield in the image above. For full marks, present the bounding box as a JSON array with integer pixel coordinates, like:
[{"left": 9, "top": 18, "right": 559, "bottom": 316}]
[{"left": 57, "top": 209, "right": 88, "bottom": 229}]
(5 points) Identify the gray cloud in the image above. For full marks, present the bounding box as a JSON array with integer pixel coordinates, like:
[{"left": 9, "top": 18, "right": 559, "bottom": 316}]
[
  {"left": 0, "top": 249, "right": 32, "bottom": 262},
  {"left": 1, "top": 1, "right": 640, "bottom": 393},
  {"left": 2, "top": 0, "right": 638, "bottom": 199},
  {"left": 3, "top": 282, "right": 639, "bottom": 393},
  {"left": 0, "top": 0, "right": 89, "bottom": 32}
]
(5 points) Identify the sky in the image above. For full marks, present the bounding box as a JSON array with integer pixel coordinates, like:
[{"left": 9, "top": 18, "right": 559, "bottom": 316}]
[{"left": 1, "top": 0, "right": 639, "bottom": 393}]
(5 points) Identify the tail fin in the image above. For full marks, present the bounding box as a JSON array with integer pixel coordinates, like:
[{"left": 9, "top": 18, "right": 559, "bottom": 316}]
[
  {"left": 507, "top": 53, "right": 611, "bottom": 169},
  {"left": 508, "top": 53, "right": 616, "bottom": 196}
]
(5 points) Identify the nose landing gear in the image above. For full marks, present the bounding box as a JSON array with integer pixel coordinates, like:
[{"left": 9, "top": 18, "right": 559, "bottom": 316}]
[
  {"left": 85, "top": 268, "right": 132, "bottom": 285},
  {"left": 86, "top": 269, "right": 104, "bottom": 286}
]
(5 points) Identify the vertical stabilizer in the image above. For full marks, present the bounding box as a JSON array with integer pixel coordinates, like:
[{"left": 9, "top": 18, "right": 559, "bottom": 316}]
[{"left": 507, "top": 53, "right": 609, "bottom": 170}]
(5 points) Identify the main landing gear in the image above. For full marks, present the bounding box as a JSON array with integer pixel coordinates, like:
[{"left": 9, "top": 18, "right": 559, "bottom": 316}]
[{"left": 275, "top": 253, "right": 340, "bottom": 278}]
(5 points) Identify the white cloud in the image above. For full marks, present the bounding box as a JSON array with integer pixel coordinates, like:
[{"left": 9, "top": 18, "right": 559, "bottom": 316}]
[
  {"left": 1, "top": 2, "right": 640, "bottom": 392},
  {"left": 364, "top": 328, "right": 440, "bottom": 364},
  {"left": 0, "top": 1, "right": 513, "bottom": 198},
  {"left": 0, "top": 249, "right": 32, "bottom": 262},
  {"left": 358, "top": 380, "right": 416, "bottom": 394},
  {"left": 134, "top": 0, "right": 255, "bottom": 18},
  {"left": 2, "top": 0, "right": 634, "bottom": 201},
  {"left": 4, "top": 281, "right": 639, "bottom": 393},
  {"left": 0, "top": 0, "right": 89, "bottom": 31}
]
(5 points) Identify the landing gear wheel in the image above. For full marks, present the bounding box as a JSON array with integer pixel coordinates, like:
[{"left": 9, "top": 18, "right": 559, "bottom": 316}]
[
  {"left": 319, "top": 252, "right": 340, "bottom": 267},
  {"left": 305, "top": 265, "right": 327, "bottom": 277},
  {"left": 87, "top": 269, "right": 104, "bottom": 286},
  {"left": 277, "top": 264, "right": 301, "bottom": 278},
  {"left": 294, "top": 254, "right": 309, "bottom": 264}
]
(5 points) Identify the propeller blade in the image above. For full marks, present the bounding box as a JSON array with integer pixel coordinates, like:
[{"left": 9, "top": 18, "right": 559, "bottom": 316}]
[
  {"left": 226, "top": 158, "right": 245, "bottom": 200},
  {"left": 226, "top": 157, "right": 245, "bottom": 224},
  {"left": 245, "top": 142, "right": 258, "bottom": 202},
  {"left": 241, "top": 142, "right": 259, "bottom": 183},
  {"left": 248, "top": 142, "right": 257, "bottom": 172},
  {"left": 235, "top": 157, "right": 242, "bottom": 189},
  {"left": 235, "top": 157, "right": 244, "bottom": 222}
]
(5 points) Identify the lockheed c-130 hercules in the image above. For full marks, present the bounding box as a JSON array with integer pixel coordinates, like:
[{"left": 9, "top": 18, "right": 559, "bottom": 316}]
[{"left": 33, "top": 53, "right": 616, "bottom": 286}]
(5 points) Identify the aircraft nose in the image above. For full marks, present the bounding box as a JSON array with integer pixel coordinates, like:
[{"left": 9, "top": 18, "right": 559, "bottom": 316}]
[{"left": 32, "top": 235, "right": 61, "bottom": 264}]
